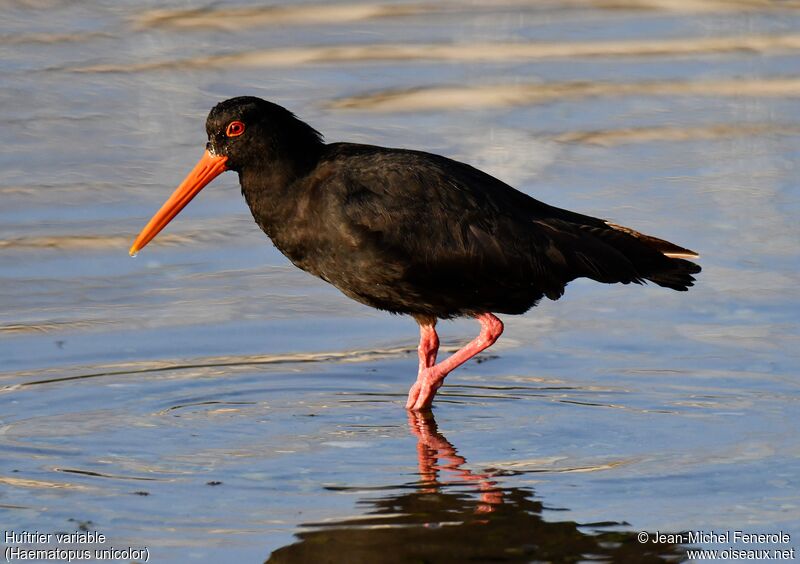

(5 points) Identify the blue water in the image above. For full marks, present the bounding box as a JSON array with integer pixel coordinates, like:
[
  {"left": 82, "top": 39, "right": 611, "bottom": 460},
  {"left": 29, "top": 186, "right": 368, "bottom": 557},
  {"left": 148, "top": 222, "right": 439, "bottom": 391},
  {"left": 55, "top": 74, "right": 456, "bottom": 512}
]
[{"left": 1, "top": 1, "right": 798, "bottom": 562}]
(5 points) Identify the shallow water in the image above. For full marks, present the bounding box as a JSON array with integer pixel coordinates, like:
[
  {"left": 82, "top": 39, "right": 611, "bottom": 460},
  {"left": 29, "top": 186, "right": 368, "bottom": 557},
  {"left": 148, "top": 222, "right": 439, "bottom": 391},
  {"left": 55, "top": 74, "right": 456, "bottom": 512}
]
[{"left": 1, "top": 1, "right": 799, "bottom": 562}]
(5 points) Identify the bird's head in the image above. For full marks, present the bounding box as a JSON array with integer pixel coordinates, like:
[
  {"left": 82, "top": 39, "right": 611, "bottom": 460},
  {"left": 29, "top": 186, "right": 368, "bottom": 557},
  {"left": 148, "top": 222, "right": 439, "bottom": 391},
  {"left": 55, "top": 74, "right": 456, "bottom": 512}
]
[{"left": 129, "top": 96, "right": 322, "bottom": 256}]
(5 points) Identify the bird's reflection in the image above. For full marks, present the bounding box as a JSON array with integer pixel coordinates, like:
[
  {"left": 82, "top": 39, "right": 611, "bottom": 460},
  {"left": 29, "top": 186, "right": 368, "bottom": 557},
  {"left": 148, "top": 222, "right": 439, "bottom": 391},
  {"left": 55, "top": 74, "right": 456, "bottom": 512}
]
[
  {"left": 267, "top": 411, "right": 685, "bottom": 563},
  {"left": 408, "top": 410, "right": 504, "bottom": 515}
]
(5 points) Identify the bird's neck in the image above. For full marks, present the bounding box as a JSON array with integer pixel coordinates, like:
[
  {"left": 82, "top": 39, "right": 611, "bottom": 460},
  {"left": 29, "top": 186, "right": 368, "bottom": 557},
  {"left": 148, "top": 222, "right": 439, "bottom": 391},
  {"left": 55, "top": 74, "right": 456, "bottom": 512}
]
[{"left": 238, "top": 143, "right": 324, "bottom": 237}]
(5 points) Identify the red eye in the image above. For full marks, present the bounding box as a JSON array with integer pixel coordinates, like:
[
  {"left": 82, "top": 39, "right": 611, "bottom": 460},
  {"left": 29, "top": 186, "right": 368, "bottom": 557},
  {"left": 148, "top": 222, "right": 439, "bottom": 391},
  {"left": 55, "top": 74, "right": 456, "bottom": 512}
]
[{"left": 226, "top": 121, "right": 245, "bottom": 137}]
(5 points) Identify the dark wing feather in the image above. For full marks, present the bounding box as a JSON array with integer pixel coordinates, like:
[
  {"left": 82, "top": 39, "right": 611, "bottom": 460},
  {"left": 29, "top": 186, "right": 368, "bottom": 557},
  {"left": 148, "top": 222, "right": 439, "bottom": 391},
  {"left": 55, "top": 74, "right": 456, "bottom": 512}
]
[{"left": 313, "top": 143, "right": 700, "bottom": 317}]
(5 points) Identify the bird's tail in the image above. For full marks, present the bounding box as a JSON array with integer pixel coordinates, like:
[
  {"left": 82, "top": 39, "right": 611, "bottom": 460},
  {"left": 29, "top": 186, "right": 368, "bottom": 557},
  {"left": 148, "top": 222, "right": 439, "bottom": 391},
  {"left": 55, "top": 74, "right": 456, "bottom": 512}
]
[{"left": 602, "top": 221, "right": 701, "bottom": 291}]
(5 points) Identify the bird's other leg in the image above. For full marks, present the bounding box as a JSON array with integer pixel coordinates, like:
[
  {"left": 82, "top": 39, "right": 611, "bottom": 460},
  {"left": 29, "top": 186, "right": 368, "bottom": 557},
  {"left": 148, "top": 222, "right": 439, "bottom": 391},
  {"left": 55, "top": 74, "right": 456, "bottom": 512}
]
[
  {"left": 408, "top": 317, "right": 440, "bottom": 408},
  {"left": 406, "top": 313, "right": 504, "bottom": 411},
  {"left": 417, "top": 318, "right": 440, "bottom": 374}
]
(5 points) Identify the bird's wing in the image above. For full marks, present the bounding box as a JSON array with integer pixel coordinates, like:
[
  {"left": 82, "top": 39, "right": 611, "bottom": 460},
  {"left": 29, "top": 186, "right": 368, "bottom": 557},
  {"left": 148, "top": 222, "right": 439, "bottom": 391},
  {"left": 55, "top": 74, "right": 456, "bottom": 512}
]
[
  {"left": 322, "top": 147, "right": 597, "bottom": 300},
  {"left": 319, "top": 145, "right": 699, "bottom": 309}
]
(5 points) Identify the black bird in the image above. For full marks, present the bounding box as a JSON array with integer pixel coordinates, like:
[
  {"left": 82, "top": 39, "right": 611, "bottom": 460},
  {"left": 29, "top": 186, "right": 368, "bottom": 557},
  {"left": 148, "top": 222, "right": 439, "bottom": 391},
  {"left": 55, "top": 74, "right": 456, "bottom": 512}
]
[{"left": 130, "top": 97, "right": 701, "bottom": 410}]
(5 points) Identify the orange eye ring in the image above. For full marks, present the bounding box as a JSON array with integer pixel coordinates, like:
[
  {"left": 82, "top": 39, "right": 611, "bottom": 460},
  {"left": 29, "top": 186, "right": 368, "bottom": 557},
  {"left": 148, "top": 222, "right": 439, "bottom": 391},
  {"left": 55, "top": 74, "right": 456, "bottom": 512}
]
[{"left": 226, "top": 121, "right": 245, "bottom": 137}]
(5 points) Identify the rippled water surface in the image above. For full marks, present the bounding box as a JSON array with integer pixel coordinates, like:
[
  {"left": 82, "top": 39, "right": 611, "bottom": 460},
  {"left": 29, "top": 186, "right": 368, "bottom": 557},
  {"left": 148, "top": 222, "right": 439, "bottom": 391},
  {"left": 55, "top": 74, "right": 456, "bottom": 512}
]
[{"left": 2, "top": 1, "right": 799, "bottom": 562}]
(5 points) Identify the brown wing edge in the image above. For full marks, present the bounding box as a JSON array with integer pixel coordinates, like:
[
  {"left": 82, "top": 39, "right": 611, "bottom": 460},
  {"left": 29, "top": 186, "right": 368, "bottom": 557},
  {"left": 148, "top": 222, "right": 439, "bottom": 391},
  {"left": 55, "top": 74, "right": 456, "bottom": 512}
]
[{"left": 605, "top": 221, "right": 700, "bottom": 259}]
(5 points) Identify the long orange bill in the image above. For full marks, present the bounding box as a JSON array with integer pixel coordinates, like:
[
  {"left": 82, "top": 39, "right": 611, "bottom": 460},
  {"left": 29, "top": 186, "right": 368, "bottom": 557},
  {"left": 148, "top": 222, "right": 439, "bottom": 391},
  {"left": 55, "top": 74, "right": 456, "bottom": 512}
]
[{"left": 129, "top": 150, "right": 228, "bottom": 256}]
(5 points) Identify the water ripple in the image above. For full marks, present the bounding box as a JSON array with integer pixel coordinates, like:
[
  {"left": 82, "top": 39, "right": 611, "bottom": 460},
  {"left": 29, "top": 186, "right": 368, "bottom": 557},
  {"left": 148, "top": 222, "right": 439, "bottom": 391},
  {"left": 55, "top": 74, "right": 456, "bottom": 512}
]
[
  {"left": 330, "top": 77, "right": 800, "bottom": 112},
  {"left": 0, "top": 346, "right": 425, "bottom": 390},
  {"left": 133, "top": 0, "right": 800, "bottom": 32},
  {"left": 72, "top": 34, "right": 800, "bottom": 73}
]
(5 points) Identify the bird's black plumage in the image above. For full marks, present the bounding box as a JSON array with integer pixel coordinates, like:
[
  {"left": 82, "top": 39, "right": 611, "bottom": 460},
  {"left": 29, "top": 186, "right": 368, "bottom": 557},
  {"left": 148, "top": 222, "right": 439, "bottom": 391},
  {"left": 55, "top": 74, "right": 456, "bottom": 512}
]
[
  {"left": 204, "top": 97, "right": 700, "bottom": 320},
  {"left": 129, "top": 96, "right": 702, "bottom": 410}
]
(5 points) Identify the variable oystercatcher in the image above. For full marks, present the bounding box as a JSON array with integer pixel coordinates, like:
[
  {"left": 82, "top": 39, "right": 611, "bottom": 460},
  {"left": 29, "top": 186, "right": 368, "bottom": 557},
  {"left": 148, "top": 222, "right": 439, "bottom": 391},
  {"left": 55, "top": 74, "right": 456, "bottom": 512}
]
[{"left": 130, "top": 96, "right": 700, "bottom": 410}]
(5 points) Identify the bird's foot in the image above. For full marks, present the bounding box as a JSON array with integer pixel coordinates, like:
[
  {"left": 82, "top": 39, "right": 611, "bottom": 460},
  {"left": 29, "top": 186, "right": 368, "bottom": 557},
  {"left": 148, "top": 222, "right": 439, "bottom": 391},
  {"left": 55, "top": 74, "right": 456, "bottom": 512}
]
[{"left": 405, "top": 367, "right": 447, "bottom": 411}]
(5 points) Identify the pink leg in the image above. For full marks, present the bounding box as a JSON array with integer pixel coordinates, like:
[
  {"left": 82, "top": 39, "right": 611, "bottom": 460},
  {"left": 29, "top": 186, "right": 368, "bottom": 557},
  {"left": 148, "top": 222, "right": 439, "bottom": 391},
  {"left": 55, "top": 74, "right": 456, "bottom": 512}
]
[
  {"left": 417, "top": 322, "right": 439, "bottom": 374},
  {"left": 406, "top": 313, "right": 504, "bottom": 411}
]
